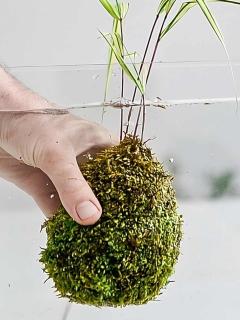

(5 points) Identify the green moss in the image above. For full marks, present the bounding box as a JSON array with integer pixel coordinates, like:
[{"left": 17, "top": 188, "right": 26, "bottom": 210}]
[{"left": 40, "top": 135, "right": 183, "bottom": 307}]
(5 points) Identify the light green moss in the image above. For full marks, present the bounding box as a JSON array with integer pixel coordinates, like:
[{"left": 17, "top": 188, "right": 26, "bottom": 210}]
[{"left": 40, "top": 135, "right": 183, "bottom": 307}]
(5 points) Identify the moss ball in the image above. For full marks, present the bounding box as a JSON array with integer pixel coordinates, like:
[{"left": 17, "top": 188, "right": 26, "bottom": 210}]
[{"left": 40, "top": 135, "right": 183, "bottom": 307}]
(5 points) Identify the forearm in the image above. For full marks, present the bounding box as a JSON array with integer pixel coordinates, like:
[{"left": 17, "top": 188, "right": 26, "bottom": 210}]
[{"left": 0, "top": 67, "right": 50, "bottom": 111}]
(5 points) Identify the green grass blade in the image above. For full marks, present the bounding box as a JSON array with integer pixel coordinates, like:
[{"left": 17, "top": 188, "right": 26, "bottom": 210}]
[
  {"left": 195, "top": 0, "right": 239, "bottom": 111},
  {"left": 160, "top": 0, "right": 240, "bottom": 39},
  {"left": 99, "top": 0, "right": 120, "bottom": 19},
  {"left": 121, "top": 2, "right": 129, "bottom": 18},
  {"left": 111, "top": 32, "right": 145, "bottom": 93},
  {"left": 166, "top": 0, "right": 177, "bottom": 14},
  {"left": 102, "top": 1, "right": 129, "bottom": 101},
  {"left": 104, "top": 19, "right": 120, "bottom": 101},
  {"left": 211, "top": 0, "right": 240, "bottom": 4},
  {"left": 100, "top": 31, "right": 144, "bottom": 94},
  {"left": 121, "top": 41, "right": 146, "bottom": 93},
  {"left": 157, "top": 0, "right": 176, "bottom": 14},
  {"left": 114, "top": 31, "right": 124, "bottom": 56},
  {"left": 157, "top": 0, "right": 171, "bottom": 14},
  {"left": 195, "top": 0, "right": 223, "bottom": 42},
  {"left": 115, "top": 1, "right": 129, "bottom": 19},
  {"left": 160, "top": 2, "right": 196, "bottom": 39}
]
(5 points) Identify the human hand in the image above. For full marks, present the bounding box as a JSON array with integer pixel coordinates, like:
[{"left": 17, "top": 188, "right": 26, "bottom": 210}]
[{"left": 0, "top": 111, "right": 116, "bottom": 225}]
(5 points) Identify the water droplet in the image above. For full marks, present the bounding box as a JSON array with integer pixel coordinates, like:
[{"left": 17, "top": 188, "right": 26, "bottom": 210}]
[
  {"left": 169, "top": 158, "right": 174, "bottom": 164},
  {"left": 50, "top": 194, "right": 55, "bottom": 199},
  {"left": 124, "top": 121, "right": 134, "bottom": 127}
]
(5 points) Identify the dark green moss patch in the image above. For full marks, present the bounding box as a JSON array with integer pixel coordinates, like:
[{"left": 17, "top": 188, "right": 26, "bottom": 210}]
[{"left": 40, "top": 135, "right": 183, "bottom": 307}]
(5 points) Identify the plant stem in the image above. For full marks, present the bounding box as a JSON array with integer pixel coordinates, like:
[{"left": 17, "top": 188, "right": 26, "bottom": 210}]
[
  {"left": 133, "top": 94, "right": 146, "bottom": 138},
  {"left": 120, "top": 18, "right": 124, "bottom": 141},
  {"left": 132, "top": 14, "right": 160, "bottom": 102},
  {"left": 133, "top": 105, "right": 142, "bottom": 138},
  {"left": 115, "top": 0, "right": 125, "bottom": 141},
  {"left": 141, "top": 95, "right": 146, "bottom": 141},
  {"left": 125, "top": 14, "right": 160, "bottom": 136},
  {"left": 130, "top": 11, "right": 169, "bottom": 139},
  {"left": 146, "top": 12, "right": 169, "bottom": 84}
]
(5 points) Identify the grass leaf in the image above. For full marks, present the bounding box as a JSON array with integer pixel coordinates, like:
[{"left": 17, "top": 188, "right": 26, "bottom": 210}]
[
  {"left": 157, "top": 0, "right": 171, "bottom": 14},
  {"left": 211, "top": 0, "right": 240, "bottom": 4},
  {"left": 195, "top": 0, "right": 223, "bottom": 42},
  {"left": 101, "top": 0, "right": 130, "bottom": 100},
  {"left": 157, "top": 0, "right": 176, "bottom": 14},
  {"left": 104, "top": 19, "right": 120, "bottom": 101},
  {"left": 160, "top": 2, "right": 196, "bottom": 39},
  {"left": 99, "top": 0, "right": 120, "bottom": 19},
  {"left": 100, "top": 31, "right": 145, "bottom": 94},
  {"left": 160, "top": 0, "right": 240, "bottom": 39},
  {"left": 115, "top": 1, "right": 129, "bottom": 19}
]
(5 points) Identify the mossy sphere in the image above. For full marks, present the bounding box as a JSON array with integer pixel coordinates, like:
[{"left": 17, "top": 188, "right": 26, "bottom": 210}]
[{"left": 40, "top": 136, "right": 183, "bottom": 307}]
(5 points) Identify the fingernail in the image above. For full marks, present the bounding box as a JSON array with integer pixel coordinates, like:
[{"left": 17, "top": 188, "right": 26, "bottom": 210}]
[{"left": 76, "top": 201, "right": 100, "bottom": 221}]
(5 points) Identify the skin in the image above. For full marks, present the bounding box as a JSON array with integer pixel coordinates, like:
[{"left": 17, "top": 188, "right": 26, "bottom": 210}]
[{"left": 0, "top": 67, "right": 117, "bottom": 225}]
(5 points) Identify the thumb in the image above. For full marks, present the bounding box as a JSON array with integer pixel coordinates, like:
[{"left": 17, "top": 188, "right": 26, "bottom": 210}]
[{"left": 39, "top": 146, "right": 102, "bottom": 225}]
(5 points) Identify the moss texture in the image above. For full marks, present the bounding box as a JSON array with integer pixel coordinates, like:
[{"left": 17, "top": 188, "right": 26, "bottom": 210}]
[{"left": 40, "top": 135, "right": 183, "bottom": 307}]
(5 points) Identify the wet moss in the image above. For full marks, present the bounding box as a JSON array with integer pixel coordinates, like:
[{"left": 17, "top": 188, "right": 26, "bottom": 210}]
[{"left": 40, "top": 135, "right": 183, "bottom": 307}]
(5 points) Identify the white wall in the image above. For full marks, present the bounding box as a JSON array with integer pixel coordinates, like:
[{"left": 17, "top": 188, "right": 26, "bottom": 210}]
[{"left": 0, "top": 0, "right": 240, "bottom": 67}]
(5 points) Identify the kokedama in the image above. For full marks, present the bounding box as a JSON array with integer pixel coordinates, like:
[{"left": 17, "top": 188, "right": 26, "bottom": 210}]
[{"left": 40, "top": 136, "right": 182, "bottom": 306}]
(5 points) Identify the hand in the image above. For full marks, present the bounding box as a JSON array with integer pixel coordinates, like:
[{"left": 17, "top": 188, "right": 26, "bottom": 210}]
[{"left": 0, "top": 111, "right": 116, "bottom": 225}]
